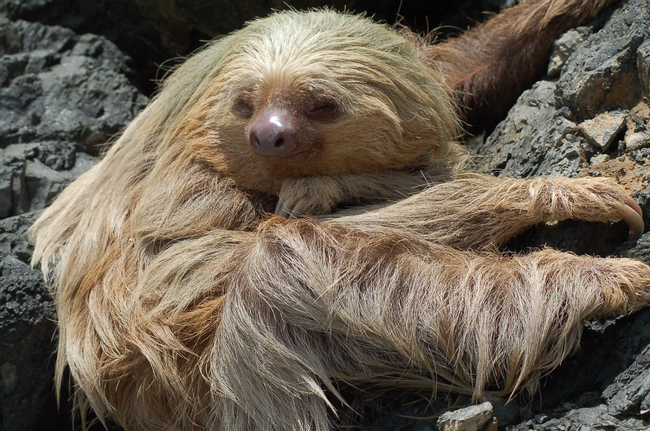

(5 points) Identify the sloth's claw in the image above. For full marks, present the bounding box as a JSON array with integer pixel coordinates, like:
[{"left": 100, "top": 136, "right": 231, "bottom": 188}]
[
  {"left": 619, "top": 196, "right": 645, "bottom": 239},
  {"left": 287, "top": 199, "right": 306, "bottom": 219},
  {"left": 275, "top": 196, "right": 307, "bottom": 219},
  {"left": 275, "top": 197, "right": 290, "bottom": 218},
  {"left": 626, "top": 195, "right": 643, "bottom": 218}
]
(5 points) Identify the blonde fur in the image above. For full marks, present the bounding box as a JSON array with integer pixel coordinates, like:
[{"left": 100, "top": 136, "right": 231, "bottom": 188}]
[{"left": 29, "top": 5, "right": 650, "bottom": 431}]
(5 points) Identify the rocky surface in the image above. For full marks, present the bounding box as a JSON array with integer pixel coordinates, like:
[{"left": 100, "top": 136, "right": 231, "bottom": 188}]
[
  {"left": 0, "top": 16, "right": 146, "bottom": 431},
  {"left": 2, "top": 0, "right": 650, "bottom": 430},
  {"left": 437, "top": 402, "right": 495, "bottom": 431},
  {"left": 0, "top": 212, "right": 82, "bottom": 431},
  {"left": 0, "top": 0, "right": 509, "bottom": 95},
  {"left": 0, "top": 17, "right": 147, "bottom": 218}
]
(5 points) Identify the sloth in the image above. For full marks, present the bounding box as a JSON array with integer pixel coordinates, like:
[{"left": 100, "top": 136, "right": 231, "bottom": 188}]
[{"left": 29, "top": 1, "right": 650, "bottom": 430}]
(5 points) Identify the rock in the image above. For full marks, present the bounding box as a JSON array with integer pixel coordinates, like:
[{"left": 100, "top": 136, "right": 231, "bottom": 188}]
[
  {"left": 0, "top": 17, "right": 147, "bottom": 218},
  {"left": 0, "top": 0, "right": 166, "bottom": 94},
  {"left": 0, "top": 20, "right": 148, "bottom": 149},
  {"left": 624, "top": 101, "right": 650, "bottom": 151},
  {"left": 509, "top": 404, "right": 622, "bottom": 431},
  {"left": 637, "top": 39, "right": 650, "bottom": 97},
  {"left": 437, "top": 402, "right": 493, "bottom": 431},
  {"left": 0, "top": 165, "right": 13, "bottom": 218},
  {"left": 472, "top": 80, "right": 590, "bottom": 179},
  {"left": 607, "top": 368, "right": 650, "bottom": 415},
  {"left": 534, "top": 413, "right": 550, "bottom": 424},
  {"left": 555, "top": 0, "right": 649, "bottom": 120},
  {"left": 547, "top": 27, "right": 592, "bottom": 78},
  {"left": 0, "top": 212, "right": 60, "bottom": 431},
  {"left": 603, "top": 344, "right": 650, "bottom": 415},
  {"left": 625, "top": 131, "right": 650, "bottom": 150},
  {"left": 620, "top": 231, "right": 650, "bottom": 264},
  {"left": 578, "top": 110, "right": 628, "bottom": 152}
]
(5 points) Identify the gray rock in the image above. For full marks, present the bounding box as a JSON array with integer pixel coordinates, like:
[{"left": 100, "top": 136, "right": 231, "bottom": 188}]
[
  {"left": 473, "top": 80, "right": 592, "bottom": 179},
  {"left": 637, "top": 39, "right": 650, "bottom": 97},
  {"left": 0, "top": 212, "right": 59, "bottom": 431},
  {"left": 0, "top": 19, "right": 148, "bottom": 150},
  {"left": 555, "top": 0, "right": 649, "bottom": 120},
  {"left": 547, "top": 27, "right": 592, "bottom": 78},
  {"left": 438, "top": 402, "right": 493, "bottom": 431},
  {"left": 509, "top": 404, "right": 623, "bottom": 431},
  {"left": 0, "top": 17, "right": 146, "bottom": 219},
  {"left": 0, "top": 165, "right": 13, "bottom": 218},
  {"left": 602, "top": 344, "right": 650, "bottom": 415},
  {"left": 578, "top": 110, "right": 628, "bottom": 152},
  {"left": 607, "top": 367, "right": 650, "bottom": 415},
  {"left": 620, "top": 231, "right": 650, "bottom": 265}
]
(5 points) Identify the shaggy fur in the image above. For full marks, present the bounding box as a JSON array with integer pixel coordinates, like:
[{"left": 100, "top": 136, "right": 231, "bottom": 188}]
[{"left": 29, "top": 1, "right": 650, "bottom": 430}]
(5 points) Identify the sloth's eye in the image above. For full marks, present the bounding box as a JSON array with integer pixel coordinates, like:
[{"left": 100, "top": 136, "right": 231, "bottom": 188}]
[
  {"left": 306, "top": 101, "right": 338, "bottom": 120},
  {"left": 233, "top": 96, "right": 254, "bottom": 119}
]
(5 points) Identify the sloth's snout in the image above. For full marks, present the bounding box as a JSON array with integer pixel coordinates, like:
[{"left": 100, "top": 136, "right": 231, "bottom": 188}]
[{"left": 249, "top": 108, "right": 300, "bottom": 157}]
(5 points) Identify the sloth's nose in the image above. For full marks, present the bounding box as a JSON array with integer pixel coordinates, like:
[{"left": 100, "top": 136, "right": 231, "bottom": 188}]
[{"left": 249, "top": 108, "right": 299, "bottom": 157}]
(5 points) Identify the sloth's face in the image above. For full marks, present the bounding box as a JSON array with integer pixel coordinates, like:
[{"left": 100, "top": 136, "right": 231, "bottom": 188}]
[
  {"left": 172, "top": 11, "right": 457, "bottom": 194},
  {"left": 230, "top": 85, "right": 342, "bottom": 164},
  {"left": 224, "top": 82, "right": 404, "bottom": 176},
  {"left": 204, "top": 65, "right": 437, "bottom": 194}
]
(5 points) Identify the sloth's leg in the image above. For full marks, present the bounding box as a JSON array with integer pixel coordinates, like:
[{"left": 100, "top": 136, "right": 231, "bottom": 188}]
[{"left": 214, "top": 220, "right": 650, "bottom": 430}]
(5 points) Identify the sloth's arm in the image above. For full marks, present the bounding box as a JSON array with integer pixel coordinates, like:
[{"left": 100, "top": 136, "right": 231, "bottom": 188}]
[
  {"left": 275, "top": 169, "right": 451, "bottom": 218},
  {"left": 50, "top": 209, "right": 650, "bottom": 431},
  {"left": 331, "top": 175, "right": 643, "bottom": 250},
  {"left": 216, "top": 220, "right": 650, "bottom": 428}
]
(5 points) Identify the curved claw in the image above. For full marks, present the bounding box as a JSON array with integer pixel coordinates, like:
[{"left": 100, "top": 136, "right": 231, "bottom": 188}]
[
  {"left": 275, "top": 196, "right": 307, "bottom": 219},
  {"left": 625, "top": 195, "right": 643, "bottom": 218},
  {"left": 619, "top": 197, "right": 644, "bottom": 239},
  {"left": 275, "top": 197, "right": 290, "bottom": 218},
  {"left": 287, "top": 199, "right": 306, "bottom": 219}
]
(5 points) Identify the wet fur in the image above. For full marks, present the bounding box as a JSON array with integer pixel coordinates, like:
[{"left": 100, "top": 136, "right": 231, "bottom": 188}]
[{"left": 29, "top": 1, "right": 650, "bottom": 430}]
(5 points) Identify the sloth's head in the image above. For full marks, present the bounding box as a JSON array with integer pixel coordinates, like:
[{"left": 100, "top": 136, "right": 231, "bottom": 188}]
[{"left": 145, "top": 10, "right": 459, "bottom": 194}]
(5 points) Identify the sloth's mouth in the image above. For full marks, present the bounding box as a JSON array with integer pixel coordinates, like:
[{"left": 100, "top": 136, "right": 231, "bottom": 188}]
[
  {"left": 261, "top": 144, "right": 316, "bottom": 163},
  {"left": 286, "top": 146, "right": 316, "bottom": 160},
  {"left": 262, "top": 147, "right": 320, "bottom": 180}
]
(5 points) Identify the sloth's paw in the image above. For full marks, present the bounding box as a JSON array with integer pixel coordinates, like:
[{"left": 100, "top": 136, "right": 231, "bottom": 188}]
[
  {"left": 275, "top": 177, "right": 344, "bottom": 218},
  {"left": 571, "top": 177, "right": 644, "bottom": 238},
  {"left": 598, "top": 256, "right": 650, "bottom": 314}
]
